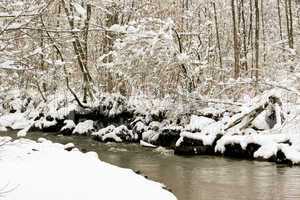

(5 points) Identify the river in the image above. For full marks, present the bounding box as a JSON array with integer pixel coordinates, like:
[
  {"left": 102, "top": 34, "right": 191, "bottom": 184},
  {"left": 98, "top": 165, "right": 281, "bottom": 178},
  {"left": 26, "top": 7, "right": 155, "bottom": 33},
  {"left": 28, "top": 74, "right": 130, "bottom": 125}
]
[{"left": 2, "top": 131, "right": 300, "bottom": 200}]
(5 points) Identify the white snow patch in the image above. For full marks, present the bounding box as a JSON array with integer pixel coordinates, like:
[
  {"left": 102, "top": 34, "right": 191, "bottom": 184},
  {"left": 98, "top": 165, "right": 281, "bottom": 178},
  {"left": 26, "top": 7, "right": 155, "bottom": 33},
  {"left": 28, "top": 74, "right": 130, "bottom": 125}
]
[
  {"left": 0, "top": 126, "right": 7, "bottom": 132},
  {"left": 214, "top": 131, "right": 300, "bottom": 164},
  {"left": 280, "top": 145, "right": 300, "bottom": 164},
  {"left": 0, "top": 137, "right": 177, "bottom": 200},
  {"left": 109, "top": 24, "right": 126, "bottom": 33},
  {"left": 251, "top": 111, "right": 271, "bottom": 130},
  {"left": 177, "top": 120, "right": 225, "bottom": 147},
  {"left": 72, "top": 120, "right": 94, "bottom": 135},
  {"left": 92, "top": 125, "right": 116, "bottom": 139},
  {"left": 61, "top": 120, "right": 76, "bottom": 132},
  {"left": 85, "top": 151, "right": 99, "bottom": 159},
  {"left": 102, "top": 131, "right": 123, "bottom": 142},
  {"left": 140, "top": 140, "right": 157, "bottom": 148},
  {"left": 64, "top": 143, "right": 75, "bottom": 150},
  {"left": 185, "top": 115, "right": 216, "bottom": 131},
  {"left": 34, "top": 118, "right": 57, "bottom": 129},
  {"left": 0, "top": 113, "right": 32, "bottom": 130},
  {"left": 92, "top": 125, "right": 135, "bottom": 143},
  {"left": 142, "top": 130, "right": 160, "bottom": 144}
]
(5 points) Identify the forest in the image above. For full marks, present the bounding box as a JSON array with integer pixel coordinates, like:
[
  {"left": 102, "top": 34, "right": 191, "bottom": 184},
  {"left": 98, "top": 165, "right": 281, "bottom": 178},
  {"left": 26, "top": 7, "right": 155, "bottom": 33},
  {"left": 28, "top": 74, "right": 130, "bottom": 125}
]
[
  {"left": 1, "top": 1, "right": 300, "bottom": 200},
  {"left": 0, "top": 0, "right": 299, "bottom": 102}
]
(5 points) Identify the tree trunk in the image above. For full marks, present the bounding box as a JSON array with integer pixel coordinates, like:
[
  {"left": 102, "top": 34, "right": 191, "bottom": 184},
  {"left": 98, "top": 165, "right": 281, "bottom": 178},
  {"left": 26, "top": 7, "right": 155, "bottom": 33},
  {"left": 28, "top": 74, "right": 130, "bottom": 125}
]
[
  {"left": 277, "top": 0, "right": 283, "bottom": 40},
  {"left": 61, "top": 0, "right": 93, "bottom": 103},
  {"left": 241, "top": 0, "right": 248, "bottom": 71},
  {"left": 285, "top": 0, "right": 294, "bottom": 48},
  {"left": 288, "top": 0, "right": 294, "bottom": 48},
  {"left": 213, "top": 2, "right": 223, "bottom": 72},
  {"left": 249, "top": 0, "right": 254, "bottom": 74},
  {"left": 254, "top": 0, "right": 260, "bottom": 86},
  {"left": 231, "top": 0, "right": 240, "bottom": 79},
  {"left": 261, "top": 0, "right": 266, "bottom": 66}
]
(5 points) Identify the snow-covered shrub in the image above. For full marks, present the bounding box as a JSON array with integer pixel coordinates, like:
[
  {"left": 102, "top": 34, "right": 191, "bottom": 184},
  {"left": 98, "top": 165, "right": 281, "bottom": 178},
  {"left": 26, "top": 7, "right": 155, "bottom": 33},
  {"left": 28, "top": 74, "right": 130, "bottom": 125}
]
[{"left": 99, "top": 18, "right": 192, "bottom": 96}]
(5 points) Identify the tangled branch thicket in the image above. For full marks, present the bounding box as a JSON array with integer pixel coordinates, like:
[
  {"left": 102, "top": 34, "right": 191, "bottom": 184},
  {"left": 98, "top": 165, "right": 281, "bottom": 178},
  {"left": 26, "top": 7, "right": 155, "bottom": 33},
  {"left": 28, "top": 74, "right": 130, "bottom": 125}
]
[{"left": 0, "top": 0, "right": 299, "bottom": 103}]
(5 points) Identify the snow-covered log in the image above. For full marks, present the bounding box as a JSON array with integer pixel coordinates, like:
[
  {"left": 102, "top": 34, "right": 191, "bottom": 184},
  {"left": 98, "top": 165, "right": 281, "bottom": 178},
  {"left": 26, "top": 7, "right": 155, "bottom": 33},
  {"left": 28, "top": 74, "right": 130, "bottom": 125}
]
[{"left": 224, "top": 90, "right": 284, "bottom": 132}]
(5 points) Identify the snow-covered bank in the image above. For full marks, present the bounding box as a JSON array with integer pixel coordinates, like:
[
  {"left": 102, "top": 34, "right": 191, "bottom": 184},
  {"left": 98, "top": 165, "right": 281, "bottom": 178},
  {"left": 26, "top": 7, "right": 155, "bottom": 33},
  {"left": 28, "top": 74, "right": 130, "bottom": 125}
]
[
  {"left": 174, "top": 90, "right": 300, "bottom": 165},
  {"left": 0, "top": 137, "right": 177, "bottom": 200},
  {"left": 2, "top": 89, "right": 300, "bottom": 165}
]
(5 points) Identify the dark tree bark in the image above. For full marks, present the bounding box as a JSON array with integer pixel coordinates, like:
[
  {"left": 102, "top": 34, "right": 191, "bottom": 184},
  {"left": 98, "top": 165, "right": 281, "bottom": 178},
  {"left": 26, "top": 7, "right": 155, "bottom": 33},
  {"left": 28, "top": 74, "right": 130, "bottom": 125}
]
[
  {"left": 61, "top": 0, "right": 93, "bottom": 103},
  {"left": 241, "top": 0, "right": 248, "bottom": 71},
  {"left": 213, "top": 2, "right": 223, "bottom": 71},
  {"left": 231, "top": 0, "right": 240, "bottom": 79},
  {"left": 277, "top": 0, "right": 283, "bottom": 40},
  {"left": 254, "top": 0, "right": 260, "bottom": 85}
]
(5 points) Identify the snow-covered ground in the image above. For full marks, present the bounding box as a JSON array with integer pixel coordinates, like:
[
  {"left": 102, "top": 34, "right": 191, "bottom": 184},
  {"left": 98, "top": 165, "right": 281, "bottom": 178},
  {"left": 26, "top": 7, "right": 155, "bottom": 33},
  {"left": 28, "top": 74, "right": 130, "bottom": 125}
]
[
  {"left": 0, "top": 137, "right": 177, "bottom": 200},
  {"left": 1, "top": 88, "right": 300, "bottom": 165}
]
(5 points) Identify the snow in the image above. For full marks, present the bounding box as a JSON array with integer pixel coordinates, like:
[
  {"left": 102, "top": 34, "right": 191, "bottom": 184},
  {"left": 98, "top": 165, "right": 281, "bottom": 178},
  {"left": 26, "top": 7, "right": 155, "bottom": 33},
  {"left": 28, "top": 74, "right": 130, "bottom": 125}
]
[
  {"left": 214, "top": 131, "right": 300, "bottom": 163},
  {"left": 37, "top": 137, "right": 51, "bottom": 144},
  {"left": 0, "top": 137, "right": 177, "bottom": 200},
  {"left": 280, "top": 145, "right": 300, "bottom": 164},
  {"left": 93, "top": 125, "right": 136, "bottom": 143},
  {"left": 185, "top": 115, "right": 216, "bottom": 132},
  {"left": 61, "top": 120, "right": 76, "bottom": 132},
  {"left": 161, "top": 125, "right": 182, "bottom": 133},
  {"left": 142, "top": 130, "right": 160, "bottom": 144},
  {"left": 72, "top": 120, "right": 94, "bottom": 135},
  {"left": 101, "top": 130, "right": 123, "bottom": 142},
  {"left": 177, "top": 53, "right": 189, "bottom": 63},
  {"left": 215, "top": 133, "right": 288, "bottom": 154},
  {"left": 140, "top": 140, "right": 157, "bottom": 148},
  {"left": 251, "top": 110, "right": 271, "bottom": 130},
  {"left": 34, "top": 118, "right": 57, "bottom": 129},
  {"left": 92, "top": 125, "right": 116, "bottom": 139},
  {"left": 17, "top": 126, "right": 31, "bottom": 137},
  {"left": 64, "top": 142, "right": 75, "bottom": 150},
  {"left": 177, "top": 131, "right": 216, "bottom": 146},
  {"left": 53, "top": 104, "right": 77, "bottom": 120},
  {"left": 11, "top": 118, "right": 32, "bottom": 130},
  {"left": 133, "top": 121, "right": 147, "bottom": 133},
  {"left": 109, "top": 24, "right": 126, "bottom": 33},
  {"left": 44, "top": 97, "right": 77, "bottom": 120},
  {"left": 149, "top": 121, "right": 162, "bottom": 131},
  {"left": 85, "top": 151, "right": 99, "bottom": 159},
  {"left": 0, "top": 113, "right": 32, "bottom": 130},
  {"left": 177, "top": 120, "right": 225, "bottom": 147},
  {"left": 0, "top": 60, "right": 17, "bottom": 70},
  {"left": 0, "top": 113, "right": 22, "bottom": 127},
  {"left": 73, "top": 2, "right": 86, "bottom": 16},
  {"left": 0, "top": 126, "right": 8, "bottom": 132},
  {"left": 197, "top": 107, "right": 226, "bottom": 118}
]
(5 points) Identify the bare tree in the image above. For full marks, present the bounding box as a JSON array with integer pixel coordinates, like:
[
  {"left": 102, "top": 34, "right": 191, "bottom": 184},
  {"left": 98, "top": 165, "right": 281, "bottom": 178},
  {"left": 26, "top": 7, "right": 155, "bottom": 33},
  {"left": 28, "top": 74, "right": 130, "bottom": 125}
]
[
  {"left": 254, "top": 0, "right": 260, "bottom": 85},
  {"left": 231, "top": 0, "right": 240, "bottom": 79}
]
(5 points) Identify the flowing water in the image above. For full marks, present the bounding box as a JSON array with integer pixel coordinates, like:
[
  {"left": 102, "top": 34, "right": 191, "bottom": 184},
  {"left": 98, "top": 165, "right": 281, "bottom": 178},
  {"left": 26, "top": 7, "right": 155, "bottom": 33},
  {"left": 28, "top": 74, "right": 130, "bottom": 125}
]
[{"left": 2, "top": 131, "right": 300, "bottom": 200}]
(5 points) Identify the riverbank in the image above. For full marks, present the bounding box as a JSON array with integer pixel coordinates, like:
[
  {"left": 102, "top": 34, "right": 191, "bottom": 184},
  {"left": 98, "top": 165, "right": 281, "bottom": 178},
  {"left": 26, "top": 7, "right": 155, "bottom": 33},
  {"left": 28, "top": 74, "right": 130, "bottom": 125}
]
[
  {"left": 0, "top": 136, "right": 176, "bottom": 200},
  {"left": 1, "top": 89, "right": 300, "bottom": 165},
  {"left": 3, "top": 130, "right": 300, "bottom": 200}
]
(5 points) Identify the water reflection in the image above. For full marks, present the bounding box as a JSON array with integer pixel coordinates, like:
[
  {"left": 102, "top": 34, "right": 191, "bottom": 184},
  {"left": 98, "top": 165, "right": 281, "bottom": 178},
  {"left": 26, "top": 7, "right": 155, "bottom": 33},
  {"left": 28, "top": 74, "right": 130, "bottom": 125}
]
[{"left": 2, "top": 131, "right": 300, "bottom": 200}]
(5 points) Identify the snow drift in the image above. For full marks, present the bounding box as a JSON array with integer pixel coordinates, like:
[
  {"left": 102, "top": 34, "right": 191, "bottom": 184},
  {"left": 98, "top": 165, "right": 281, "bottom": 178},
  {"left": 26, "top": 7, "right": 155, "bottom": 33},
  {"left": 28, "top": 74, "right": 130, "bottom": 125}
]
[{"left": 0, "top": 137, "right": 177, "bottom": 200}]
